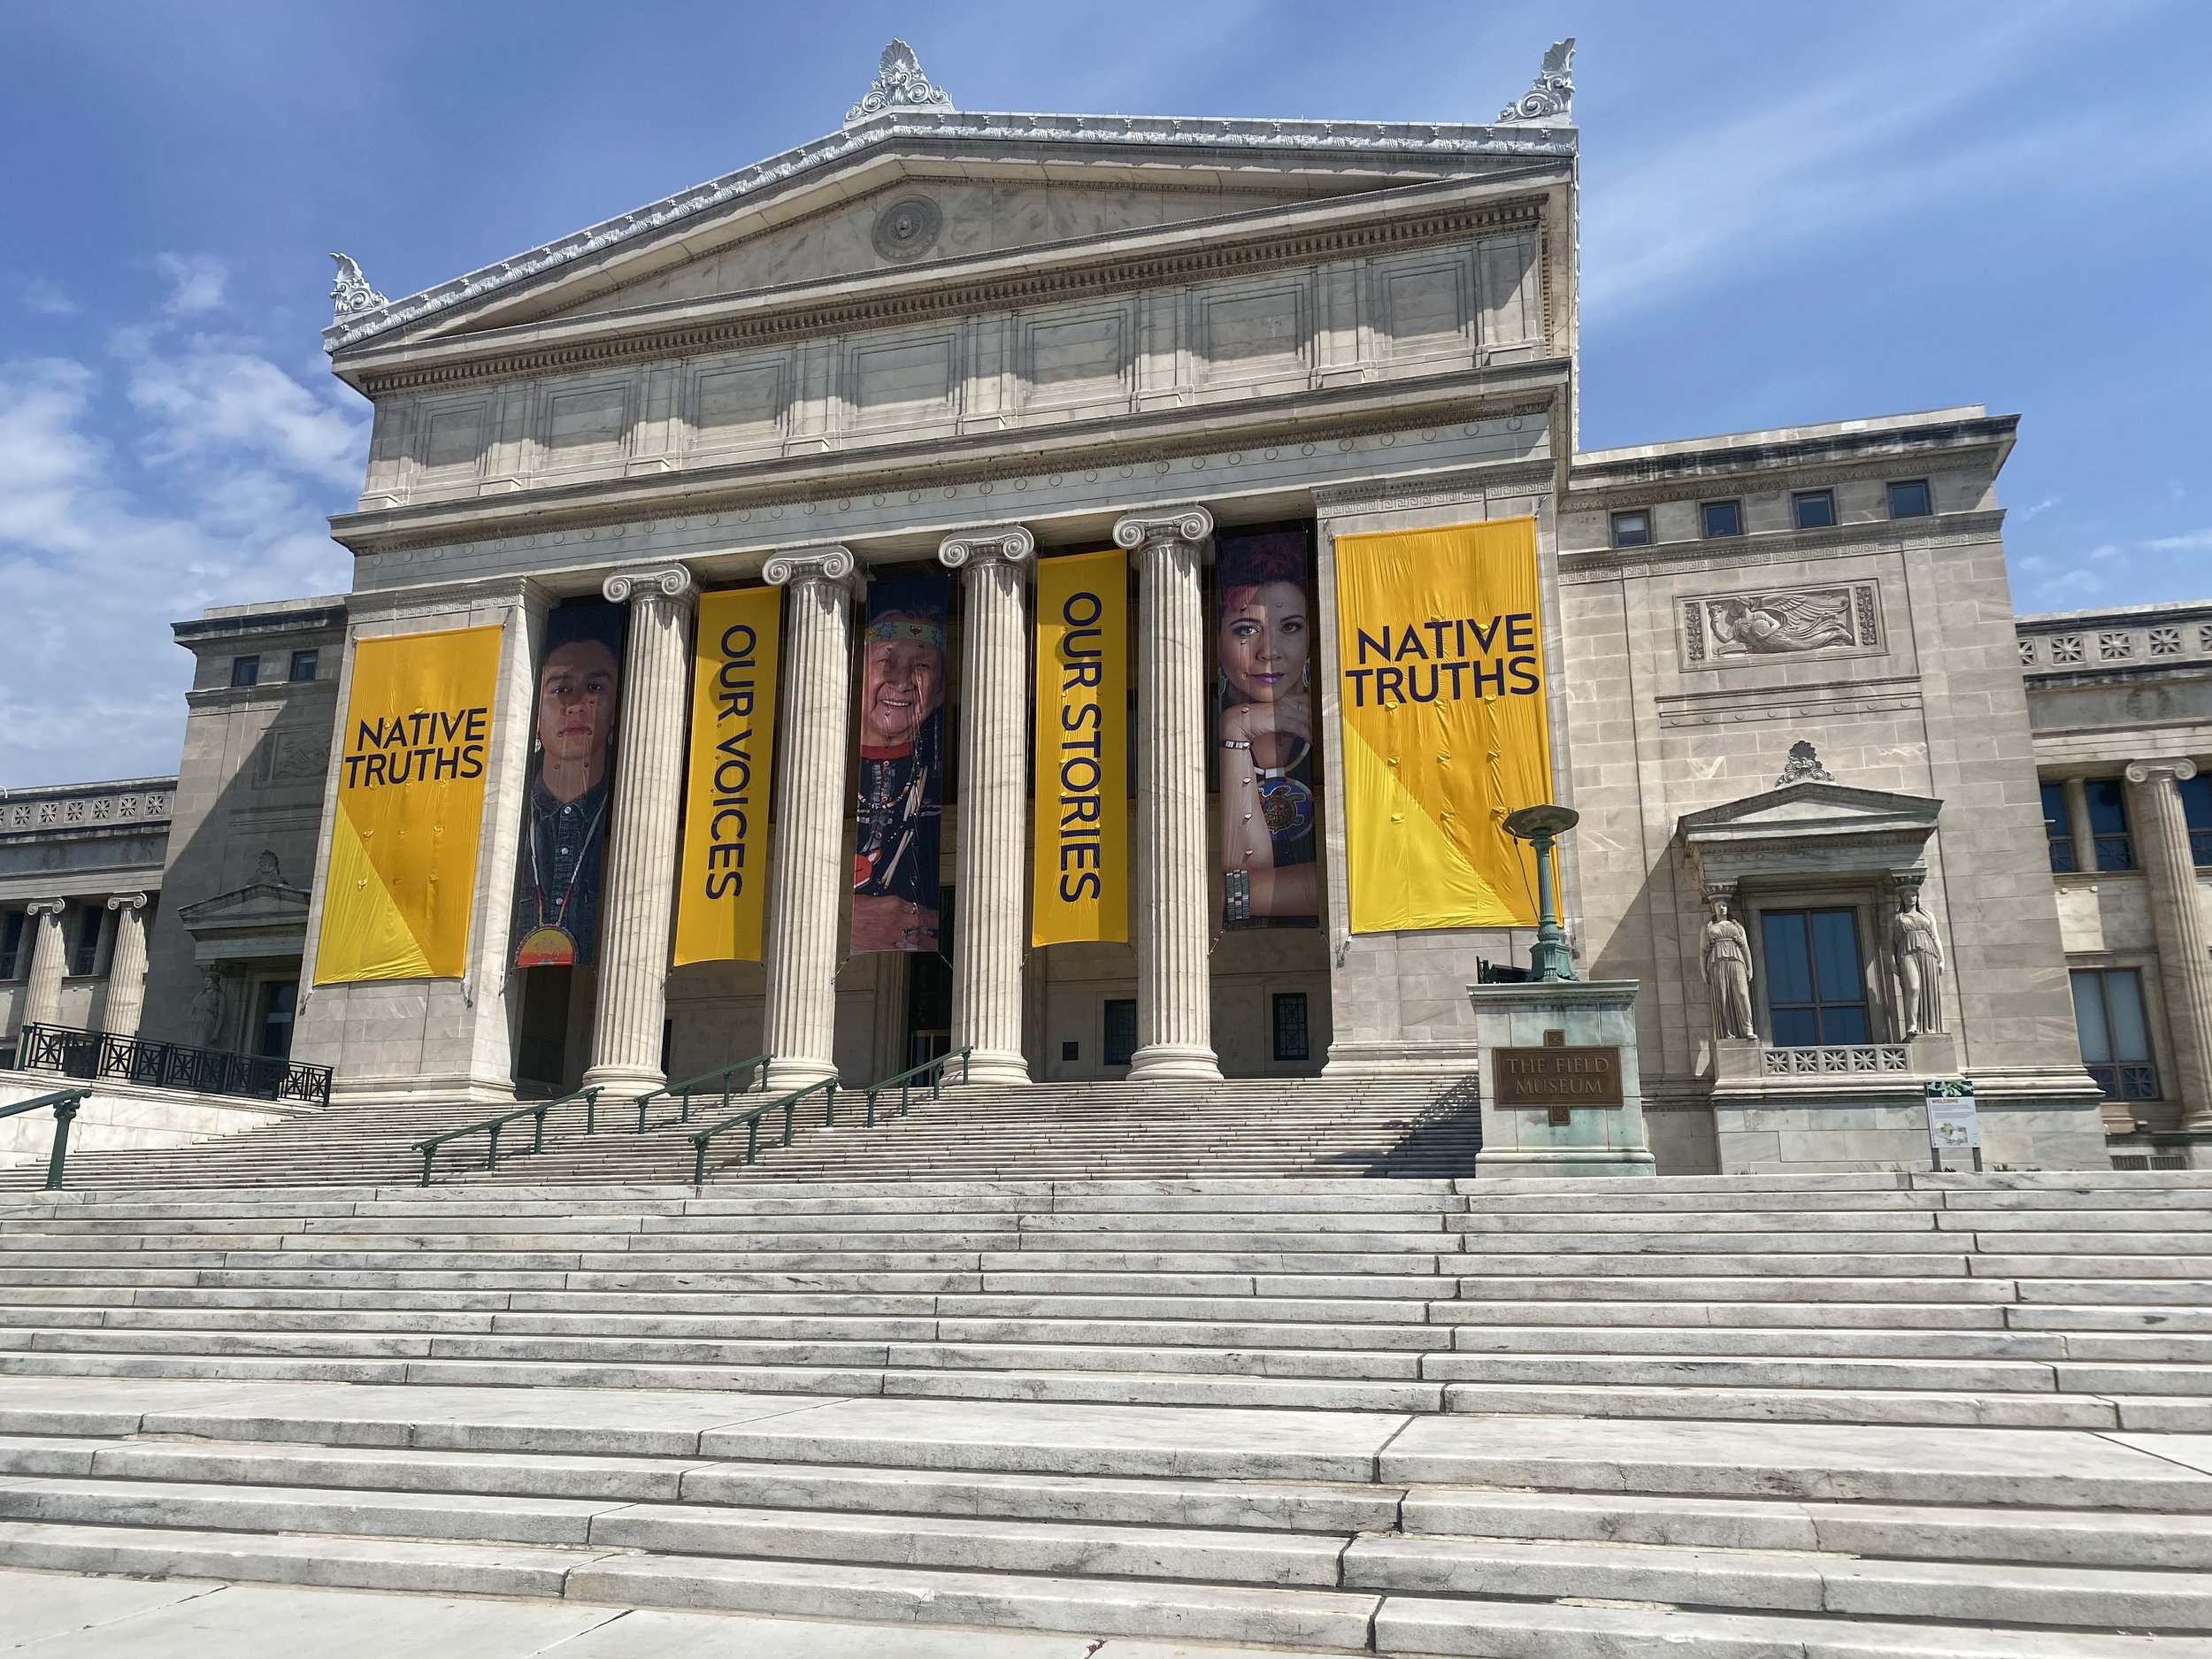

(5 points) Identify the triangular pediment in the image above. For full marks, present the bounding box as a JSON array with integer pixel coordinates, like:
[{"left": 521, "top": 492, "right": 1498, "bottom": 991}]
[
  {"left": 327, "top": 113, "right": 1575, "bottom": 361},
  {"left": 177, "top": 879, "right": 311, "bottom": 933},
  {"left": 1681, "top": 780, "right": 1944, "bottom": 838}
]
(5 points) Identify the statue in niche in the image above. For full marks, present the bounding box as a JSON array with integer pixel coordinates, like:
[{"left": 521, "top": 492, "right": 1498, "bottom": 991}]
[
  {"left": 1701, "top": 895, "right": 1757, "bottom": 1042},
  {"left": 1893, "top": 894, "right": 1946, "bottom": 1037},
  {"left": 189, "top": 968, "right": 227, "bottom": 1048}
]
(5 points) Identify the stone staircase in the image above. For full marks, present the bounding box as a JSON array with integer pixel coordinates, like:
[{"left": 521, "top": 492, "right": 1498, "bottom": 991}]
[
  {"left": 0, "top": 1075, "right": 1484, "bottom": 1189},
  {"left": 0, "top": 1171, "right": 2208, "bottom": 1654}
]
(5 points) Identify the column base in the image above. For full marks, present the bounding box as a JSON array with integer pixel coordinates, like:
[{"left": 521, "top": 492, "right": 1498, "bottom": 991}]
[
  {"left": 1127, "top": 1044, "right": 1221, "bottom": 1083},
  {"left": 765, "top": 1056, "right": 838, "bottom": 1094},
  {"left": 1474, "top": 1146, "right": 1658, "bottom": 1179},
  {"left": 580, "top": 1064, "right": 666, "bottom": 1109},
  {"left": 957, "top": 1049, "right": 1031, "bottom": 1087}
]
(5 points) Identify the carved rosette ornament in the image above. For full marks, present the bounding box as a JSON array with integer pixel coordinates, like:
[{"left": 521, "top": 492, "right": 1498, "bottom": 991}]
[
  {"left": 844, "top": 39, "right": 955, "bottom": 127},
  {"left": 1498, "top": 38, "right": 1575, "bottom": 125},
  {"left": 328, "top": 254, "right": 387, "bottom": 320}
]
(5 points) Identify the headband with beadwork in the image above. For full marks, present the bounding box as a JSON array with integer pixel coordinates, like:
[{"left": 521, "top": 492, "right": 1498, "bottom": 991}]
[{"left": 864, "top": 611, "right": 944, "bottom": 651}]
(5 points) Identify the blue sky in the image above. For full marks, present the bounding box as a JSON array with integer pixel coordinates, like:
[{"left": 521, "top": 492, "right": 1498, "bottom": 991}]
[{"left": 2, "top": 0, "right": 2207, "bottom": 785}]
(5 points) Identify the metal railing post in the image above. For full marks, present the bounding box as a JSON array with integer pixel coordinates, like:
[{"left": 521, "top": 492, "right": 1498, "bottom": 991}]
[
  {"left": 486, "top": 1123, "right": 502, "bottom": 1171},
  {"left": 419, "top": 1146, "right": 435, "bottom": 1187},
  {"left": 531, "top": 1104, "right": 548, "bottom": 1154},
  {"left": 42, "top": 1096, "right": 78, "bottom": 1191}
]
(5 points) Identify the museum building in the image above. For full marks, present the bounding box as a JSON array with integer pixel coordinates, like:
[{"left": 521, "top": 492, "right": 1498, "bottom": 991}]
[{"left": 4, "top": 42, "right": 2210, "bottom": 1174}]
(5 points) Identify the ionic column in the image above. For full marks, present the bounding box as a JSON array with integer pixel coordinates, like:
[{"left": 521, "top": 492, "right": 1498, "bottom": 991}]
[
  {"left": 761, "top": 546, "right": 861, "bottom": 1090},
  {"left": 2126, "top": 759, "right": 2212, "bottom": 1128},
  {"left": 939, "top": 524, "right": 1035, "bottom": 1086},
  {"left": 20, "top": 900, "right": 65, "bottom": 1031},
  {"left": 102, "top": 893, "right": 150, "bottom": 1039},
  {"left": 1113, "top": 505, "right": 1221, "bottom": 1082},
  {"left": 581, "top": 565, "right": 698, "bottom": 1100}
]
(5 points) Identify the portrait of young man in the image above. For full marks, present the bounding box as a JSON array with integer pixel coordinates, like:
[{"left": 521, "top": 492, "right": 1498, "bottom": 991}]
[{"left": 512, "top": 603, "right": 626, "bottom": 969}]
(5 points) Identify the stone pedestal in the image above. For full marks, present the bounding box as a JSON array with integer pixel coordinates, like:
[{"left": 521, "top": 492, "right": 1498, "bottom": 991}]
[
  {"left": 1466, "top": 979, "right": 1655, "bottom": 1178},
  {"left": 582, "top": 565, "right": 697, "bottom": 1102},
  {"left": 760, "top": 546, "right": 859, "bottom": 1091},
  {"left": 939, "top": 526, "right": 1034, "bottom": 1086},
  {"left": 102, "top": 894, "right": 150, "bottom": 1039},
  {"left": 1116, "top": 505, "right": 1221, "bottom": 1084}
]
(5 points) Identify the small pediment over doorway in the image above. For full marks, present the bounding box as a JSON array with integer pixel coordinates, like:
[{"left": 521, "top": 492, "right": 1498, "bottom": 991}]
[
  {"left": 1678, "top": 779, "right": 1940, "bottom": 889},
  {"left": 176, "top": 853, "right": 311, "bottom": 965}
]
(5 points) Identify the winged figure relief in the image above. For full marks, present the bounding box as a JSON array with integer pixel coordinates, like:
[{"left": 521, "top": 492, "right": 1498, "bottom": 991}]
[{"left": 1706, "top": 590, "right": 1857, "bottom": 656}]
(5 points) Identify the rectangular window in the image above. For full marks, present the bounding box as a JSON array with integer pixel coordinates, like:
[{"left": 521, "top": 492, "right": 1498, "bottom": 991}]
[
  {"left": 1609, "top": 510, "right": 1651, "bottom": 548},
  {"left": 1701, "top": 499, "right": 1743, "bottom": 539},
  {"left": 1272, "top": 992, "right": 1310, "bottom": 1063},
  {"left": 288, "top": 649, "right": 319, "bottom": 683},
  {"left": 1886, "top": 479, "right": 1932, "bottom": 518},
  {"left": 2085, "top": 778, "right": 2132, "bottom": 871},
  {"left": 2180, "top": 772, "right": 2212, "bottom": 869},
  {"left": 229, "top": 656, "right": 260, "bottom": 688},
  {"left": 2071, "top": 968, "right": 2158, "bottom": 1102},
  {"left": 2041, "top": 780, "right": 2078, "bottom": 873},
  {"left": 1102, "top": 999, "right": 1138, "bottom": 1068},
  {"left": 1761, "top": 907, "right": 1870, "bottom": 1046},
  {"left": 69, "top": 907, "right": 101, "bottom": 977},
  {"left": 256, "top": 981, "right": 299, "bottom": 1060},
  {"left": 1792, "top": 489, "right": 1836, "bottom": 529},
  {"left": 0, "top": 911, "right": 23, "bottom": 980}
]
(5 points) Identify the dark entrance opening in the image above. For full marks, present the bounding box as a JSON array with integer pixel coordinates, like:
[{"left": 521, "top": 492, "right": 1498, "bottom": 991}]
[{"left": 904, "top": 888, "right": 953, "bottom": 1070}]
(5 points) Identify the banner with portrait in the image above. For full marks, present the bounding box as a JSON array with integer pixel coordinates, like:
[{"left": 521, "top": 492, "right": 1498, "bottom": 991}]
[
  {"left": 1032, "top": 549, "right": 1128, "bottom": 946},
  {"left": 851, "top": 573, "right": 949, "bottom": 954},
  {"left": 315, "top": 626, "right": 502, "bottom": 984},
  {"left": 1215, "top": 526, "right": 1319, "bottom": 930},
  {"left": 673, "top": 586, "right": 782, "bottom": 965},
  {"left": 1333, "top": 517, "right": 1551, "bottom": 933},
  {"left": 512, "top": 601, "right": 627, "bottom": 969}
]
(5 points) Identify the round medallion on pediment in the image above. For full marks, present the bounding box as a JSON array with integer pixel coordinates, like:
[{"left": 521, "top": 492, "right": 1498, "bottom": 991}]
[{"left": 872, "top": 196, "right": 944, "bottom": 262}]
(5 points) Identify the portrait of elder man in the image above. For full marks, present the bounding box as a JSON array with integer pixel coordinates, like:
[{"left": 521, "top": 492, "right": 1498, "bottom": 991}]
[
  {"left": 852, "top": 606, "right": 946, "bottom": 953},
  {"left": 1217, "top": 532, "right": 1318, "bottom": 927},
  {"left": 513, "top": 607, "right": 624, "bottom": 969}
]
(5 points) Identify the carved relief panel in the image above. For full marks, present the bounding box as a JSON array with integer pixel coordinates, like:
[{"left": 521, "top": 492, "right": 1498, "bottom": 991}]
[{"left": 1680, "top": 580, "right": 1884, "bottom": 668}]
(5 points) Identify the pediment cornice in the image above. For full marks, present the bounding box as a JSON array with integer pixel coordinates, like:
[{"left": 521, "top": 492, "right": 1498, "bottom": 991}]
[
  {"left": 334, "top": 169, "right": 1562, "bottom": 398},
  {"left": 177, "top": 879, "right": 311, "bottom": 933}
]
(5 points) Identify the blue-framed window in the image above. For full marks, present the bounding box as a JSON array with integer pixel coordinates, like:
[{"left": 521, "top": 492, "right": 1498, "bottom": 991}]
[
  {"left": 2071, "top": 968, "right": 2157, "bottom": 1102},
  {"left": 2041, "top": 780, "right": 2077, "bottom": 873},
  {"left": 2180, "top": 772, "right": 2212, "bottom": 869},
  {"left": 2085, "top": 779, "right": 2132, "bottom": 871},
  {"left": 1762, "top": 908, "right": 1870, "bottom": 1046}
]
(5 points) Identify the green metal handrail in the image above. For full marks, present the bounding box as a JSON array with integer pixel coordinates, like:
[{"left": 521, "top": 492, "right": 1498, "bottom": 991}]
[
  {"left": 627, "top": 1053, "right": 772, "bottom": 1133},
  {"left": 0, "top": 1088, "right": 92, "bottom": 1191},
  {"left": 862, "top": 1048, "right": 971, "bottom": 1127},
  {"left": 413, "top": 1087, "right": 599, "bottom": 1187},
  {"left": 690, "top": 1077, "right": 836, "bottom": 1186}
]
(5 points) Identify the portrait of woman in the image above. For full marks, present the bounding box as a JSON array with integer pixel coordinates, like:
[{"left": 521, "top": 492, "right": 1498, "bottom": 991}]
[
  {"left": 513, "top": 603, "right": 625, "bottom": 969},
  {"left": 851, "top": 577, "right": 949, "bottom": 953},
  {"left": 1215, "top": 528, "right": 1318, "bottom": 928}
]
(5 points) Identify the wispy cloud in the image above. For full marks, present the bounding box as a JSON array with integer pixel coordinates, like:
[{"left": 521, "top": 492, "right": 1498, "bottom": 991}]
[
  {"left": 152, "top": 252, "right": 227, "bottom": 318},
  {"left": 19, "top": 279, "right": 76, "bottom": 317},
  {"left": 2146, "top": 527, "right": 2212, "bottom": 551}
]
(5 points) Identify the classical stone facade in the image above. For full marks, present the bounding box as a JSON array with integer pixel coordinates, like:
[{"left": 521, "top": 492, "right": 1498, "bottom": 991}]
[{"left": 34, "top": 43, "right": 2205, "bottom": 1172}]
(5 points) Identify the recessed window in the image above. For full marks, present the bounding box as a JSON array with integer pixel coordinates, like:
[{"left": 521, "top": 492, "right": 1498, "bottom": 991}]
[
  {"left": 1793, "top": 490, "right": 1836, "bottom": 529},
  {"left": 229, "top": 656, "right": 260, "bottom": 689},
  {"left": 1102, "top": 999, "right": 1137, "bottom": 1068},
  {"left": 1272, "top": 993, "right": 1310, "bottom": 1063},
  {"left": 1701, "top": 499, "right": 1743, "bottom": 539},
  {"left": 0, "top": 911, "right": 24, "bottom": 980},
  {"left": 2040, "top": 780, "right": 2077, "bottom": 874},
  {"left": 2085, "top": 779, "right": 2132, "bottom": 871},
  {"left": 1886, "top": 479, "right": 1932, "bottom": 518},
  {"left": 1060, "top": 1040, "right": 1079, "bottom": 1063},
  {"left": 1609, "top": 511, "right": 1651, "bottom": 549},
  {"left": 2071, "top": 968, "right": 2157, "bottom": 1102},
  {"left": 288, "top": 649, "right": 319, "bottom": 683},
  {"left": 2181, "top": 772, "right": 2212, "bottom": 869},
  {"left": 1761, "top": 908, "right": 1870, "bottom": 1046},
  {"left": 256, "top": 981, "right": 299, "bottom": 1060},
  {"left": 69, "top": 907, "right": 102, "bottom": 977}
]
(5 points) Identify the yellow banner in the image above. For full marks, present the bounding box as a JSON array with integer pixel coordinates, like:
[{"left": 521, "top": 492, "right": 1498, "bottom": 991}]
[
  {"left": 1033, "top": 549, "right": 1128, "bottom": 945},
  {"left": 1333, "top": 518, "right": 1550, "bottom": 933},
  {"left": 673, "top": 586, "right": 782, "bottom": 964},
  {"left": 315, "top": 626, "right": 503, "bottom": 983}
]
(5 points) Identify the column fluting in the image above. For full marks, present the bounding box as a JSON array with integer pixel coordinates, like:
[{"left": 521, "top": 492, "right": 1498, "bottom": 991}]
[
  {"left": 761, "top": 546, "right": 861, "bottom": 1090},
  {"left": 21, "top": 900, "right": 65, "bottom": 1031},
  {"left": 1114, "top": 504, "right": 1222, "bottom": 1082},
  {"left": 101, "top": 893, "right": 150, "bottom": 1039},
  {"left": 939, "top": 524, "right": 1035, "bottom": 1086},
  {"left": 582, "top": 564, "right": 698, "bottom": 1100},
  {"left": 2125, "top": 758, "right": 2212, "bottom": 1129}
]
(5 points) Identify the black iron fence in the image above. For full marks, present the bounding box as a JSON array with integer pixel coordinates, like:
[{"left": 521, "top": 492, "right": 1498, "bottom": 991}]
[{"left": 14, "top": 1023, "right": 333, "bottom": 1108}]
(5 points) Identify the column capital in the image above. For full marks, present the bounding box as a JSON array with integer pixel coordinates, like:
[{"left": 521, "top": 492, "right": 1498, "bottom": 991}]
[
  {"left": 938, "top": 524, "right": 1035, "bottom": 571},
  {"left": 2125, "top": 757, "right": 2200, "bottom": 787},
  {"left": 24, "top": 898, "right": 65, "bottom": 918},
  {"left": 763, "top": 542, "right": 862, "bottom": 595},
  {"left": 602, "top": 564, "right": 696, "bottom": 606},
  {"left": 105, "top": 892, "right": 149, "bottom": 913},
  {"left": 1112, "top": 503, "right": 1214, "bottom": 564}
]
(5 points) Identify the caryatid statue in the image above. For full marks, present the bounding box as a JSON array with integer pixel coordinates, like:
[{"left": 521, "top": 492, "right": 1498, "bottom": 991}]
[
  {"left": 1701, "top": 895, "right": 1757, "bottom": 1042},
  {"left": 1893, "top": 891, "right": 1946, "bottom": 1037}
]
